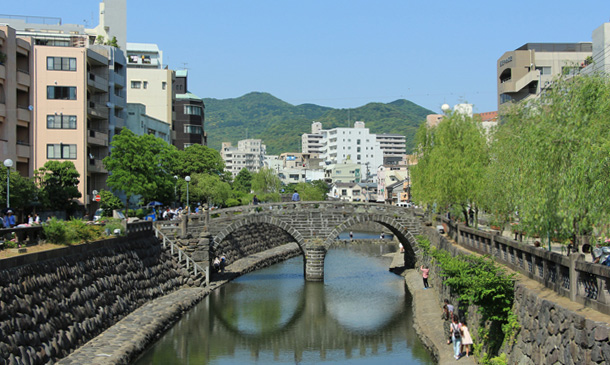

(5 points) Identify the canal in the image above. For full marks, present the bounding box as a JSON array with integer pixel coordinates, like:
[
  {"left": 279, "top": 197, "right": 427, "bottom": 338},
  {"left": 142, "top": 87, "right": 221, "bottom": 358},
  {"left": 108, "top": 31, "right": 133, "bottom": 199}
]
[{"left": 134, "top": 240, "right": 433, "bottom": 364}]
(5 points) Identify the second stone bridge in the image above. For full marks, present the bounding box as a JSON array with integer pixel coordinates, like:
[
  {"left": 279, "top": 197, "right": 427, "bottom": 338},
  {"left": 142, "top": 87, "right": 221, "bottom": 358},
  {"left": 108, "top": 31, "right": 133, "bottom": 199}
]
[{"left": 159, "top": 201, "right": 422, "bottom": 281}]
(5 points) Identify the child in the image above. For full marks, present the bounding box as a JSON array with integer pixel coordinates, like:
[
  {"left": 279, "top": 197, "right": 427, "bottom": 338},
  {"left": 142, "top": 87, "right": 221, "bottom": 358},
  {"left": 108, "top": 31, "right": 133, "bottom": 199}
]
[{"left": 460, "top": 320, "right": 473, "bottom": 357}]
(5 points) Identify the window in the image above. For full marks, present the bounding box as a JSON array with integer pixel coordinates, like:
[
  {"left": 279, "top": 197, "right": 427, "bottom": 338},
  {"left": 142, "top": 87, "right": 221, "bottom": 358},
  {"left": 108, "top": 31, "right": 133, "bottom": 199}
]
[
  {"left": 47, "top": 144, "right": 77, "bottom": 159},
  {"left": 47, "top": 114, "right": 77, "bottom": 129},
  {"left": 162, "top": 81, "right": 167, "bottom": 90},
  {"left": 357, "top": 139, "right": 361, "bottom": 145},
  {"left": 131, "top": 81, "right": 141, "bottom": 89},
  {"left": 47, "top": 57, "right": 76, "bottom": 71},
  {"left": 47, "top": 86, "right": 76, "bottom": 100},
  {"left": 184, "top": 124, "right": 202, "bottom": 134},
  {"left": 143, "top": 81, "right": 148, "bottom": 89},
  {"left": 536, "top": 66, "right": 552, "bottom": 75},
  {"left": 184, "top": 105, "right": 203, "bottom": 116},
  {"left": 184, "top": 143, "right": 194, "bottom": 148}
]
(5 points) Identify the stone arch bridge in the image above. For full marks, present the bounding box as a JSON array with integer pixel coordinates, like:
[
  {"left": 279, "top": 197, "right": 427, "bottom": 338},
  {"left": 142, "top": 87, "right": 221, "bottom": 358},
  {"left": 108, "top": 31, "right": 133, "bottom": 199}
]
[{"left": 158, "top": 201, "right": 422, "bottom": 281}]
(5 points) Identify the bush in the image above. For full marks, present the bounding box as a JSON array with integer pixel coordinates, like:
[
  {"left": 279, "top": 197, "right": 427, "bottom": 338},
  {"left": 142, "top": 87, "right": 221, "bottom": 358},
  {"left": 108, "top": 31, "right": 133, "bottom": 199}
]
[
  {"left": 103, "top": 218, "right": 125, "bottom": 236},
  {"left": 42, "top": 218, "right": 67, "bottom": 244}
]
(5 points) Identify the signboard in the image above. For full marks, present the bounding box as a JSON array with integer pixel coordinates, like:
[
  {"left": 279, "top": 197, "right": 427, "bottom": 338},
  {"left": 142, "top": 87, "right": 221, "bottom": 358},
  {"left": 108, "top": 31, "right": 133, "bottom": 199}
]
[{"left": 94, "top": 195, "right": 101, "bottom": 202}]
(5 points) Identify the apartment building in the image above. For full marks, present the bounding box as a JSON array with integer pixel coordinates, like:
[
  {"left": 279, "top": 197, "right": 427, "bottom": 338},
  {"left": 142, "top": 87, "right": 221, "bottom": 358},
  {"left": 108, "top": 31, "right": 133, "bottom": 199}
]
[
  {"left": 125, "top": 42, "right": 174, "bottom": 128},
  {"left": 301, "top": 121, "right": 323, "bottom": 154},
  {"left": 376, "top": 133, "right": 406, "bottom": 165},
  {"left": 125, "top": 103, "right": 171, "bottom": 144},
  {"left": 221, "top": 139, "right": 266, "bottom": 177},
  {"left": 0, "top": 25, "right": 33, "bottom": 177},
  {"left": 304, "top": 121, "right": 384, "bottom": 180},
  {"left": 583, "top": 22, "right": 610, "bottom": 76},
  {"left": 497, "top": 42, "right": 592, "bottom": 108},
  {"left": 173, "top": 70, "right": 205, "bottom": 149},
  {"left": 1, "top": 7, "right": 127, "bottom": 207}
]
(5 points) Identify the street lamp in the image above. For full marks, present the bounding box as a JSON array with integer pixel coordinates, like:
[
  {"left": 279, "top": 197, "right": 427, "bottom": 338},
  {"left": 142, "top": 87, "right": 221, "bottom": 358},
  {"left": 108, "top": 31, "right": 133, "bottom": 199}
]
[
  {"left": 4, "top": 159, "right": 13, "bottom": 208},
  {"left": 185, "top": 176, "right": 191, "bottom": 214},
  {"left": 174, "top": 175, "right": 178, "bottom": 208}
]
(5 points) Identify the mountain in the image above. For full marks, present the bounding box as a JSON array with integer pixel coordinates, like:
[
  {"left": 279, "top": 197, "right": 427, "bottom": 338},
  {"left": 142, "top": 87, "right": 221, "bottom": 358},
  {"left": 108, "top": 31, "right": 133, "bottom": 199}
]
[{"left": 202, "top": 92, "right": 433, "bottom": 155}]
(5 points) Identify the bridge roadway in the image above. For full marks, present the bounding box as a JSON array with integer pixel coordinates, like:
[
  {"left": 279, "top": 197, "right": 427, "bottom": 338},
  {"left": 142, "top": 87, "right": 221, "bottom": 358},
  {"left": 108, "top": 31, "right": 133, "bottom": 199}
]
[{"left": 160, "top": 201, "right": 422, "bottom": 281}]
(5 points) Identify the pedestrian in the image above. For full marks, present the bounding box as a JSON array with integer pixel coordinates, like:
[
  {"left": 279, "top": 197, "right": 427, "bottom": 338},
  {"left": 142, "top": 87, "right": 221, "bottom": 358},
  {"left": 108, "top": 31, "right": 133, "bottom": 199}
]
[
  {"left": 349, "top": 231, "right": 353, "bottom": 241},
  {"left": 34, "top": 213, "right": 40, "bottom": 224},
  {"left": 219, "top": 254, "right": 227, "bottom": 273},
  {"left": 450, "top": 316, "right": 462, "bottom": 360},
  {"left": 460, "top": 320, "right": 473, "bottom": 357},
  {"left": 292, "top": 191, "right": 300, "bottom": 202},
  {"left": 4, "top": 211, "right": 16, "bottom": 228},
  {"left": 27, "top": 214, "right": 33, "bottom": 225},
  {"left": 399, "top": 242, "right": 405, "bottom": 253},
  {"left": 380, "top": 232, "right": 385, "bottom": 239},
  {"left": 442, "top": 299, "right": 454, "bottom": 345},
  {"left": 420, "top": 265, "right": 430, "bottom": 289},
  {"left": 593, "top": 242, "right": 603, "bottom": 263},
  {"left": 213, "top": 257, "right": 221, "bottom": 273},
  {"left": 253, "top": 195, "right": 259, "bottom": 205}
]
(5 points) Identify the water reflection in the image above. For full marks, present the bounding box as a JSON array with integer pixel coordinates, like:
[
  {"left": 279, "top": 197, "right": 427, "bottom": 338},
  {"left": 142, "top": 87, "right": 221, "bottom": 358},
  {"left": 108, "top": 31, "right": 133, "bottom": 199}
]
[{"left": 134, "top": 244, "right": 433, "bottom": 365}]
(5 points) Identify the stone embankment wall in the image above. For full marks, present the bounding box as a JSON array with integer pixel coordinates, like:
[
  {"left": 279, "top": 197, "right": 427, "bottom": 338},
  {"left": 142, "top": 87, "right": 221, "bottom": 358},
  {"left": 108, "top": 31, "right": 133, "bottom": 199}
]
[
  {"left": 419, "top": 224, "right": 610, "bottom": 364},
  {"left": 0, "top": 235, "right": 185, "bottom": 364}
]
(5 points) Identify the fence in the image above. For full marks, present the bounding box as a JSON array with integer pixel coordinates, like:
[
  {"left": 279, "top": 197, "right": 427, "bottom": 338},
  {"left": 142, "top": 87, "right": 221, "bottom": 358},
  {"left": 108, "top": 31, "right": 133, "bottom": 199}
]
[{"left": 438, "top": 217, "right": 610, "bottom": 315}]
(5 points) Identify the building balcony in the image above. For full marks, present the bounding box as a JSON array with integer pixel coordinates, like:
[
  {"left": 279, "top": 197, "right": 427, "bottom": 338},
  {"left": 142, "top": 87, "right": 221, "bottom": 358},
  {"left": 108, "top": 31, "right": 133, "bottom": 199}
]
[
  {"left": 114, "top": 116, "right": 125, "bottom": 130},
  {"left": 88, "top": 129, "right": 108, "bottom": 147},
  {"left": 88, "top": 159, "right": 107, "bottom": 174},
  {"left": 498, "top": 70, "right": 540, "bottom": 94},
  {"left": 88, "top": 72, "right": 108, "bottom": 93},
  {"left": 0, "top": 64, "right": 5, "bottom": 81},
  {"left": 17, "top": 107, "right": 31, "bottom": 123},
  {"left": 113, "top": 73, "right": 126, "bottom": 88},
  {"left": 0, "top": 103, "right": 5, "bottom": 119},
  {"left": 16, "top": 142, "right": 31, "bottom": 159},
  {"left": 17, "top": 69, "right": 31, "bottom": 88},
  {"left": 87, "top": 101, "right": 109, "bottom": 119}
]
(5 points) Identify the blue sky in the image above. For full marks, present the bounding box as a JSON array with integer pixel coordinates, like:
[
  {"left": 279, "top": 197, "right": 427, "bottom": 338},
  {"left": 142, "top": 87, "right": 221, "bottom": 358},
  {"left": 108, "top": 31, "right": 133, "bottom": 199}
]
[{"left": 4, "top": 1, "right": 610, "bottom": 113}]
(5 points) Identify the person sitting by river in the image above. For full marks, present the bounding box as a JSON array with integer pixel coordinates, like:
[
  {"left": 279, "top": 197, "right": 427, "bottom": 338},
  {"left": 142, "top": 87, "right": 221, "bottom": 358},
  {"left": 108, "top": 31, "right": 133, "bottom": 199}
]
[
  {"left": 213, "top": 257, "right": 221, "bottom": 273},
  {"left": 219, "top": 254, "right": 227, "bottom": 273}
]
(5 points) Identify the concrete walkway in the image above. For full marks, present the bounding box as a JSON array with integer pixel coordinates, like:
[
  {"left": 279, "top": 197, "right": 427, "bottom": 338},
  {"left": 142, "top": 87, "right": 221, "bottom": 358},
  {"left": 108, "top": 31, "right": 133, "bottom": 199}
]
[{"left": 404, "top": 268, "right": 477, "bottom": 365}]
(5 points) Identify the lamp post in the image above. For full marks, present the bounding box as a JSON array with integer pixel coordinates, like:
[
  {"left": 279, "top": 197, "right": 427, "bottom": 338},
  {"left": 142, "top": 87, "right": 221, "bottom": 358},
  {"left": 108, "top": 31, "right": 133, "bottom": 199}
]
[
  {"left": 185, "top": 176, "right": 191, "bottom": 214},
  {"left": 174, "top": 175, "right": 178, "bottom": 208},
  {"left": 4, "top": 159, "right": 13, "bottom": 208}
]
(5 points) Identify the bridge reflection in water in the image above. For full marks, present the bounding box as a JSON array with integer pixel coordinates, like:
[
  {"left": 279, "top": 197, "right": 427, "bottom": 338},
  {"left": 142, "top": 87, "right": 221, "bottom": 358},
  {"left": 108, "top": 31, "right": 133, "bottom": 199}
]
[{"left": 134, "top": 244, "right": 433, "bottom": 364}]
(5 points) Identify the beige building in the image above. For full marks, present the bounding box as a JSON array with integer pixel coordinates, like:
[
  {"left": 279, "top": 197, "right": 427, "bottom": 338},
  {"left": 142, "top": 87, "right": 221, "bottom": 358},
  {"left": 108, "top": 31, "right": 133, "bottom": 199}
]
[
  {"left": 0, "top": 26, "right": 33, "bottom": 176},
  {"left": 32, "top": 45, "right": 112, "bottom": 205},
  {"left": 126, "top": 43, "right": 174, "bottom": 127},
  {"left": 497, "top": 43, "right": 592, "bottom": 108}
]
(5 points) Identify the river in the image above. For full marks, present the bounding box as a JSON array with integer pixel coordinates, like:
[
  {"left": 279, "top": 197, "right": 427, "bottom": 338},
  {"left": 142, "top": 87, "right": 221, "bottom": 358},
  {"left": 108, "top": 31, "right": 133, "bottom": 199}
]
[{"left": 134, "top": 240, "right": 433, "bottom": 364}]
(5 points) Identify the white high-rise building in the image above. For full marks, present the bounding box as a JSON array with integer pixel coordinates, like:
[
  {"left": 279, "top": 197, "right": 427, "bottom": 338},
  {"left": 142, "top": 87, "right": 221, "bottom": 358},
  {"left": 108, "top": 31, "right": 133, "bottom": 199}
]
[{"left": 309, "top": 121, "right": 384, "bottom": 181}]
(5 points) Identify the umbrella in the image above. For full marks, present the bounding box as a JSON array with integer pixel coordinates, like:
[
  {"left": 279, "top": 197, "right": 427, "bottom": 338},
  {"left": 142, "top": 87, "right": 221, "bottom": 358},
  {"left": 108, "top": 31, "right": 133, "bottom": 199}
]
[{"left": 147, "top": 201, "right": 164, "bottom": 207}]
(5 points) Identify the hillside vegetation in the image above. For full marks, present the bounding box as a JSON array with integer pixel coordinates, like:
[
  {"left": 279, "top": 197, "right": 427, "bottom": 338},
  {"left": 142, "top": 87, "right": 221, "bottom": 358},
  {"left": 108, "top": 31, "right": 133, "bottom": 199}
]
[{"left": 203, "top": 92, "right": 434, "bottom": 155}]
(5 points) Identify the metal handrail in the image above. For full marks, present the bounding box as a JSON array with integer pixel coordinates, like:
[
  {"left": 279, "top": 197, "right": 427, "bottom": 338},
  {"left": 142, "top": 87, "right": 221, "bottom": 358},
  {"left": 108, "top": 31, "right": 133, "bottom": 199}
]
[{"left": 154, "top": 226, "right": 207, "bottom": 283}]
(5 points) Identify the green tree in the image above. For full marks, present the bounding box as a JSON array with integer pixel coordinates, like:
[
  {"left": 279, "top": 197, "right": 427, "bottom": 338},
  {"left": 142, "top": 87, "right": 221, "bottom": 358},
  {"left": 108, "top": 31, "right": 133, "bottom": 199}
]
[
  {"left": 99, "top": 190, "right": 123, "bottom": 217},
  {"left": 103, "top": 129, "right": 176, "bottom": 213},
  {"left": 497, "top": 74, "right": 610, "bottom": 241},
  {"left": 295, "top": 180, "right": 328, "bottom": 201},
  {"left": 0, "top": 171, "right": 38, "bottom": 211},
  {"left": 35, "top": 161, "right": 81, "bottom": 212},
  {"left": 174, "top": 144, "right": 227, "bottom": 179},
  {"left": 233, "top": 168, "right": 252, "bottom": 193},
  {"left": 187, "top": 173, "right": 232, "bottom": 208},
  {"left": 251, "top": 167, "right": 282, "bottom": 202},
  {"left": 410, "top": 111, "right": 489, "bottom": 225}
]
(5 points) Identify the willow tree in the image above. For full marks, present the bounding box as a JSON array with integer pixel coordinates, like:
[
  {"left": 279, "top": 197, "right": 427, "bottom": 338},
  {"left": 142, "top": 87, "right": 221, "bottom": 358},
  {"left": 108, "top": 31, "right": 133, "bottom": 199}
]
[
  {"left": 410, "top": 111, "right": 489, "bottom": 225},
  {"left": 497, "top": 74, "right": 610, "bottom": 242}
]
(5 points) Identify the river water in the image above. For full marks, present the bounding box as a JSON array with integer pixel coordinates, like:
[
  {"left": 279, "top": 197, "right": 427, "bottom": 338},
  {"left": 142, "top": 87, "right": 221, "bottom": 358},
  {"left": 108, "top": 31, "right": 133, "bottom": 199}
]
[{"left": 134, "top": 241, "right": 433, "bottom": 364}]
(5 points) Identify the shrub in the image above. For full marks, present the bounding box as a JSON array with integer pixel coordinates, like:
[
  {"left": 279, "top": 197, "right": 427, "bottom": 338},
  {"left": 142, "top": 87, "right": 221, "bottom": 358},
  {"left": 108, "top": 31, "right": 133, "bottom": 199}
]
[
  {"left": 103, "top": 218, "right": 125, "bottom": 236},
  {"left": 42, "top": 218, "right": 67, "bottom": 244}
]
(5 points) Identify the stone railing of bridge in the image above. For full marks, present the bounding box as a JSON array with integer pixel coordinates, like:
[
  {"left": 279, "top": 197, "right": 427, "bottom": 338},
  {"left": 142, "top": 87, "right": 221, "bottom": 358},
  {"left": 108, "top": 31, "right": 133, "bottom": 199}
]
[{"left": 438, "top": 216, "right": 610, "bottom": 316}]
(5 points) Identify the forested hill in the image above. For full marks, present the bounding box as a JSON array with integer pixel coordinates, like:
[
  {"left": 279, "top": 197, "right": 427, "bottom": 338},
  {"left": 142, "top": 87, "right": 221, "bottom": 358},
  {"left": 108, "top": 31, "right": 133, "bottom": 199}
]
[{"left": 203, "top": 92, "right": 434, "bottom": 155}]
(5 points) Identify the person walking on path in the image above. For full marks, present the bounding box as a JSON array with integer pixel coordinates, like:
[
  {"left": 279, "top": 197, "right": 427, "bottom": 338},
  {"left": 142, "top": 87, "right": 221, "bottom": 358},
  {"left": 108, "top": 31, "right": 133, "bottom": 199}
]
[
  {"left": 450, "top": 316, "right": 462, "bottom": 360},
  {"left": 292, "top": 191, "right": 300, "bottom": 201},
  {"left": 460, "top": 320, "right": 473, "bottom": 357},
  {"left": 420, "top": 265, "right": 430, "bottom": 289},
  {"left": 349, "top": 231, "right": 354, "bottom": 241}
]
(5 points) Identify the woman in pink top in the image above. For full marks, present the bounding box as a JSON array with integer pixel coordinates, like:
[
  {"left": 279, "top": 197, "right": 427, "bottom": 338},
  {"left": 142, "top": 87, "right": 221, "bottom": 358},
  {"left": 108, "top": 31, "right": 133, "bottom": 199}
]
[{"left": 420, "top": 265, "right": 430, "bottom": 289}]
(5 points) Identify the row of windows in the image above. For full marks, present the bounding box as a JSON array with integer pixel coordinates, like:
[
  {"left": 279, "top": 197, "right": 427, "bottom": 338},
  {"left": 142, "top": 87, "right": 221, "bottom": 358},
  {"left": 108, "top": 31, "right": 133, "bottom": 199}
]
[
  {"left": 184, "top": 124, "right": 203, "bottom": 134},
  {"left": 130, "top": 81, "right": 167, "bottom": 90},
  {"left": 47, "top": 144, "right": 77, "bottom": 159},
  {"left": 184, "top": 105, "right": 203, "bottom": 116},
  {"left": 47, "top": 57, "right": 77, "bottom": 71},
  {"left": 47, "top": 86, "right": 77, "bottom": 100},
  {"left": 47, "top": 114, "right": 77, "bottom": 129}
]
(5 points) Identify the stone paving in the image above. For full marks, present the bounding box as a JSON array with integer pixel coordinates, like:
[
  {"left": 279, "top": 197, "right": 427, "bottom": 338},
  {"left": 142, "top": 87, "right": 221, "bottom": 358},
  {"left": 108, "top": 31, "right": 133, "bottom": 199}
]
[{"left": 58, "top": 242, "right": 301, "bottom": 364}]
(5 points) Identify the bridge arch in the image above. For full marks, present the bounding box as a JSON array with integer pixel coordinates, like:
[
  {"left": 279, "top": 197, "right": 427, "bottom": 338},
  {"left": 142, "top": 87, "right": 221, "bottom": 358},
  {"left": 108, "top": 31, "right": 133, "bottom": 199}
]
[{"left": 212, "top": 215, "right": 307, "bottom": 254}]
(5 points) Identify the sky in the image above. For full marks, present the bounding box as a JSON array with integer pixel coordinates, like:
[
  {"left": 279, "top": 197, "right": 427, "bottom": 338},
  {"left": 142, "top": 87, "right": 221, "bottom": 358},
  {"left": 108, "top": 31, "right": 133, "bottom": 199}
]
[{"left": 3, "top": 0, "right": 610, "bottom": 114}]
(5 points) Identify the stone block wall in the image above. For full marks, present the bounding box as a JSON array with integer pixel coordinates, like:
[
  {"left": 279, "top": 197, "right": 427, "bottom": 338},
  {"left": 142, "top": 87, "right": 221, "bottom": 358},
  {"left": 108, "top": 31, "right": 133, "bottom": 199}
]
[
  {"left": 0, "top": 235, "right": 184, "bottom": 364},
  {"left": 213, "top": 223, "right": 298, "bottom": 264}
]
